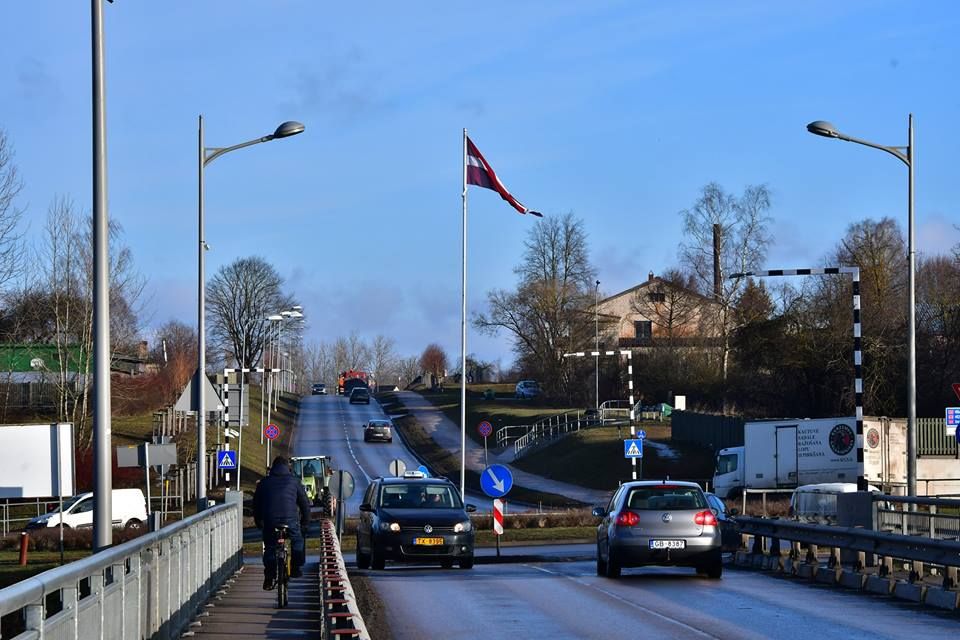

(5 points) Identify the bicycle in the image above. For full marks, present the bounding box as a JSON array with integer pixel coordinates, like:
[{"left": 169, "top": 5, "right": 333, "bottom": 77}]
[{"left": 271, "top": 525, "right": 292, "bottom": 608}]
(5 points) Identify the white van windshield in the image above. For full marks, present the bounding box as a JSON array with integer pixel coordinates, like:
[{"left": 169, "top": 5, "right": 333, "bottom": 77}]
[{"left": 715, "top": 453, "right": 738, "bottom": 475}]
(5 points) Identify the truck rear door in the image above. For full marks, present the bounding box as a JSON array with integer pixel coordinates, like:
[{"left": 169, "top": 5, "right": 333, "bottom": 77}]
[{"left": 776, "top": 425, "right": 798, "bottom": 486}]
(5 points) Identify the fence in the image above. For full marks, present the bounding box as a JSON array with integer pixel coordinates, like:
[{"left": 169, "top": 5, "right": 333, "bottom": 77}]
[
  {"left": 671, "top": 411, "right": 744, "bottom": 451},
  {"left": 918, "top": 417, "right": 954, "bottom": 457},
  {"left": 874, "top": 494, "right": 960, "bottom": 541},
  {"left": 0, "top": 501, "right": 242, "bottom": 639}
]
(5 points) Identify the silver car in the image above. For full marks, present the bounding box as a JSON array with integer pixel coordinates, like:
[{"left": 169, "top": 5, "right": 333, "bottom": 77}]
[{"left": 593, "top": 480, "right": 722, "bottom": 579}]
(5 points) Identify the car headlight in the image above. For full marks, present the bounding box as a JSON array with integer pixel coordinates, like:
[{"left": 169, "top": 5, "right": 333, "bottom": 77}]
[
  {"left": 379, "top": 522, "right": 401, "bottom": 532},
  {"left": 454, "top": 520, "right": 472, "bottom": 533}
]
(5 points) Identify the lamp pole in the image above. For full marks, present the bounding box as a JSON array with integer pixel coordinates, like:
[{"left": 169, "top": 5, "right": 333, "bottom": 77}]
[
  {"left": 807, "top": 116, "right": 916, "bottom": 497},
  {"left": 196, "top": 118, "right": 304, "bottom": 509},
  {"left": 595, "top": 280, "right": 600, "bottom": 410}
]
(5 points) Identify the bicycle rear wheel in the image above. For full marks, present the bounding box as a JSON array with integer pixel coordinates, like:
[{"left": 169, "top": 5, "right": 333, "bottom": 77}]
[{"left": 276, "top": 548, "right": 289, "bottom": 608}]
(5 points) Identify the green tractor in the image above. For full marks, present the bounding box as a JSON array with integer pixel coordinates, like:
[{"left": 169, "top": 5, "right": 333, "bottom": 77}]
[{"left": 290, "top": 456, "right": 334, "bottom": 515}]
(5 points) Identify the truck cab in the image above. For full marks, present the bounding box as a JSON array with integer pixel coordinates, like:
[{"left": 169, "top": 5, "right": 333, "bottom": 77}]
[{"left": 713, "top": 447, "right": 744, "bottom": 499}]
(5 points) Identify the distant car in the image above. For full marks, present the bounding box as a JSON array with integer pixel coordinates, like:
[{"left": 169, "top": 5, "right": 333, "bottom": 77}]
[
  {"left": 704, "top": 492, "right": 740, "bottom": 551},
  {"left": 311, "top": 383, "right": 327, "bottom": 395},
  {"left": 515, "top": 380, "right": 540, "bottom": 399},
  {"left": 26, "top": 488, "right": 147, "bottom": 531},
  {"left": 356, "top": 472, "right": 476, "bottom": 570},
  {"left": 593, "top": 480, "right": 722, "bottom": 579},
  {"left": 364, "top": 419, "right": 393, "bottom": 443},
  {"left": 349, "top": 387, "right": 371, "bottom": 404}
]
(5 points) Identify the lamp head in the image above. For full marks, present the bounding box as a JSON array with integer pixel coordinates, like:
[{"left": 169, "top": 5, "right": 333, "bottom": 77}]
[
  {"left": 806, "top": 120, "right": 841, "bottom": 138},
  {"left": 272, "top": 121, "right": 305, "bottom": 139}
]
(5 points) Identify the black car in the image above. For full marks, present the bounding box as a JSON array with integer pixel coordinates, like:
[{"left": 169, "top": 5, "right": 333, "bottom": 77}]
[
  {"left": 349, "top": 387, "right": 370, "bottom": 404},
  {"left": 704, "top": 492, "right": 740, "bottom": 551},
  {"left": 363, "top": 419, "right": 393, "bottom": 443},
  {"left": 311, "top": 383, "right": 326, "bottom": 395},
  {"left": 356, "top": 473, "right": 476, "bottom": 570}
]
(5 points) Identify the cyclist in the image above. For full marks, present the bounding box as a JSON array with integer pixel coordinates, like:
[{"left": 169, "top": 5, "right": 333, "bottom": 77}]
[{"left": 253, "top": 456, "right": 311, "bottom": 590}]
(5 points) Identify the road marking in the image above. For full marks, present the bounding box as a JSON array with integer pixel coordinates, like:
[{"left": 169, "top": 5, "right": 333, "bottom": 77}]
[
  {"left": 527, "top": 565, "right": 721, "bottom": 639},
  {"left": 338, "top": 396, "right": 371, "bottom": 483}
]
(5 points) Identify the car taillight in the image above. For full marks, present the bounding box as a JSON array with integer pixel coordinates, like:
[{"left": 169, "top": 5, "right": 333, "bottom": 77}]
[
  {"left": 615, "top": 511, "right": 640, "bottom": 526},
  {"left": 695, "top": 510, "right": 718, "bottom": 527}
]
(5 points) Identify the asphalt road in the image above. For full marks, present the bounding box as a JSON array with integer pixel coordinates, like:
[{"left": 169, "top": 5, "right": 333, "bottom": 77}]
[{"left": 361, "top": 545, "right": 960, "bottom": 639}]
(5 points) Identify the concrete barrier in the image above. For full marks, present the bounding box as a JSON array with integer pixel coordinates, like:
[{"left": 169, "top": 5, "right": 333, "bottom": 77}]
[
  {"left": 892, "top": 581, "right": 926, "bottom": 603},
  {"left": 838, "top": 570, "right": 866, "bottom": 590},
  {"left": 924, "top": 587, "right": 960, "bottom": 611},
  {"left": 865, "top": 575, "right": 895, "bottom": 595}
]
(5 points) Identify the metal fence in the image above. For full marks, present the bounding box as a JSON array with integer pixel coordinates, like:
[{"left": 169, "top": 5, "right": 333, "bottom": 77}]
[
  {"left": 0, "top": 501, "right": 242, "bottom": 640},
  {"left": 671, "top": 411, "right": 744, "bottom": 451},
  {"left": 917, "top": 417, "right": 954, "bottom": 457},
  {"left": 875, "top": 494, "right": 960, "bottom": 541}
]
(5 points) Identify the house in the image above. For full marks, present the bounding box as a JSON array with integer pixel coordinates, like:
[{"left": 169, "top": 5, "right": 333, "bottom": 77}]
[{"left": 595, "top": 272, "right": 722, "bottom": 350}]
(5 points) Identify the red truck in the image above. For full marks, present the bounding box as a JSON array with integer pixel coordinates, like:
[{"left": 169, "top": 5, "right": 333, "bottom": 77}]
[{"left": 338, "top": 370, "right": 370, "bottom": 395}]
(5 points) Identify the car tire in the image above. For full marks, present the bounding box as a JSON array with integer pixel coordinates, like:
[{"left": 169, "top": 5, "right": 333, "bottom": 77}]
[
  {"left": 356, "top": 543, "right": 371, "bottom": 570},
  {"left": 605, "top": 548, "right": 621, "bottom": 579},
  {"left": 596, "top": 549, "right": 607, "bottom": 576},
  {"left": 706, "top": 560, "right": 723, "bottom": 579},
  {"left": 387, "top": 438, "right": 393, "bottom": 443},
  {"left": 459, "top": 557, "right": 474, "bottom": 570},
  {"left": 371, "top": 549, "right": 386, "bottom": 570}
]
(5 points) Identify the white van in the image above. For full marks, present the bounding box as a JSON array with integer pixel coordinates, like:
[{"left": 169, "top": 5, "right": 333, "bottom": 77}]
[
  {"left": 26, "top": 488, "right": 148, "bottom": 531},
  {"left": 788, "top": 482, "right": 880, "bottom": 524}
]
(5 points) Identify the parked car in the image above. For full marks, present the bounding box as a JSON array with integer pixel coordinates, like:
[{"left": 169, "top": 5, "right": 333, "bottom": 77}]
[
  {"left": 788, "top": 482, "right": 879, "bottom": 524},
  {"left": 515, "top": 380, "right": 540, "bottom": 399},
  {"left": 593, "top": 480, "right": 722, "bottom": 579},
  {"left": 311, "top": 383, "right": 327, "bottom": 395},
  {"left": 356, "top": 472, "right": 476, "bottom": 570},
  {"left": 349, "top": 387, "right": 371, "bottom": 404},
  {"left": 704, "top": 492, "right": 740, "bottom": 551},
  {"left": 364, "top": 419, "right": 394, "bottom": 443},
  {"left": 26, "top": 488, "right": 148, "bottom": 531}
]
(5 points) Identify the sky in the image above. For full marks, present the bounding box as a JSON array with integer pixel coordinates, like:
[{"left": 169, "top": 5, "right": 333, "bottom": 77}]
[{"left": 1, "top": 1, "right": 958, "bottom": 367}]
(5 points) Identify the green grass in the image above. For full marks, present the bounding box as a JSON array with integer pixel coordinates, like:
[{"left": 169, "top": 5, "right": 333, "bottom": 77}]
[
  {"left": 514, "top": 425, "right": 715, "bottom": 489},
  {"left": 0, "top": 550, "right": 90, "bottom": 588}
]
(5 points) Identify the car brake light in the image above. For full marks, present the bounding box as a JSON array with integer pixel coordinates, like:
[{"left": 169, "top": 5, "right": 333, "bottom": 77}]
[
  {"left": 615, "top": 511, "right": 640, "bottom": 526},
  {"left": 695, "top": 510, "right": 718, "bottom": 527}
]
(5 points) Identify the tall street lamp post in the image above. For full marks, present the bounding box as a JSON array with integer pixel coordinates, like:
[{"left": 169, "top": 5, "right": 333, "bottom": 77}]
[
  {"left": 196, "top": 117, "right": 304, "bottom": 509},
  {"left": 595, "top": 280, "right": 600, "bottom": 410},
  {"left": 806, "top": 116, "right": 916, "bottom": 496}
]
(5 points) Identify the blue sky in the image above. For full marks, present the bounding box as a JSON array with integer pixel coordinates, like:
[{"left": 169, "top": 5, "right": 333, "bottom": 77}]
[{"left": 1, "top": 1, "right": 958, "bottom": 365}]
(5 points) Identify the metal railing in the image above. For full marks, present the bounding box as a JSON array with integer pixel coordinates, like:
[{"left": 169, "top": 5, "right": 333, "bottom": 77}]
[
  {"left": 875, "top": 494, "right": 960, "bottom": 541},
  {"left": 495, "top": 410, "right": 586, "bottom": 448},
  {"left": 0, "top": 502, "right": 242, "bottom": 640},
  {"left": 319, "top": 519, "right": 369, "bottom": 639}
]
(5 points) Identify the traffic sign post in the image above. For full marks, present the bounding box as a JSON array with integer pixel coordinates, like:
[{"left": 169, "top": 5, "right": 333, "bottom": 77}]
[
  {"left": 493, "top": 498, "right": 505, "bottom": 557},
  {"left": 216, "top": 450, "right": 238, "bottom": 470},
  {"left": 263, "top": 423, "right": 280, "bottom": 470},
  {"left": 624, "top": 430, "right": 646, "bottom": 480},
  {"left": 389, "top": 459, "right": 406, "bottom": 477},
  {"left": 480, "top": 464, "right": 513, "bottom": 498},
  {"left": 478, "top": 421, "right": 493, "bottom": 467},
  {"left": 947, "top": 408, "right": 960, "bottom": 441}
]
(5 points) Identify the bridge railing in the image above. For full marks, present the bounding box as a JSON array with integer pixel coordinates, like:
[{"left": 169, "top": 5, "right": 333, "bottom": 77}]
[{"left": 0, "top": 501, "right": 242, "bottom": 640}]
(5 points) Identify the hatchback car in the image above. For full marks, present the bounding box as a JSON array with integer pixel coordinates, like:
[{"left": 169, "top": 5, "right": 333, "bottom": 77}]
[
  {"left": 515, "top": 379, "right": 540, "bottom": 399},
  {"left": 364, "top": 419, "right": 393, "bottom": 443},
  {"left": 704, "top": 492, "right": 740, "bottom": 551},
  {"left": 311, "top": 383, "right": 327, "bottom": 395},
  {"left": 356, "top": 473, "right": 476, "bottom": 570},
  {"left": 349, "top": 387, "right": 371, "bottom": 404},
  {"left": 594, "top": 480, "right": 722, "bottom": 579}
]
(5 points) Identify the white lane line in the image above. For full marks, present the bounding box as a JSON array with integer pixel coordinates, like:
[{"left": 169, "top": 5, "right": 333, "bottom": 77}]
[
  {"left": 527, "top": 565, "right": 721, "bottom": 639},
  {"left": 338, "top": 396, "right": 371, "bottom": 483}
]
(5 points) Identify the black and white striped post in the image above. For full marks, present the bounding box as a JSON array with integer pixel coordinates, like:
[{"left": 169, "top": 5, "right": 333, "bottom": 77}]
[
  {"left": 222, "top": 367, "right": 281, "bottom": 490},
  {"left": 729, "top": 267, "right": 866, "bottom": 491},
  {"left": 563, "top": 350, "right": 637, "bottom": 480}
]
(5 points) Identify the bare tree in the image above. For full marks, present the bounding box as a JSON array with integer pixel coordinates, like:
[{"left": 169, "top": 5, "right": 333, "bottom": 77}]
[
  {"left": 303, "top": 340, "right": 334, "bottom": 386},
  {"left": 679, "top": 183, "right": 773, "bottom": 409},
  {"left": 0, "top": 131, "right": 24, "bottom": 289},
  {"left": 396, "top": 355, "right": 421, "bottom": 389},
  {"left": 630, "top": 268, "right": 704, "bottom": 347},
  {"left": 206, "top": 256, "right": 292, "bottom": 368},
  {"left": 419, "top": 343, "right": 448, "bottom": 386},
  {"left": 370, "top": 334, "right": 396, "bottom": 389},
  {"left": 150, "top": 319, "right": 197, "bottom": 404}
]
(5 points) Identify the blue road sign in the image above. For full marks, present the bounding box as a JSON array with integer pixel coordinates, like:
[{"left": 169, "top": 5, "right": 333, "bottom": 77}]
[
  {"left": 637, "top": 430, "right": 647, "bottom": 439},
  {"left": 417, "top": 465, "right": 431, "bottom": 477},
  {"left": 624, "top": 439, "right": 643, "bottom": 459},
  {"left": 949, "top": 408, "right": 960, "bottom": 443},
  {"left": 480, "top": 464, "right": 513, "bottom": 498},
  {"left": 217, "top": 450, "right": 237, "bottom": 469}
]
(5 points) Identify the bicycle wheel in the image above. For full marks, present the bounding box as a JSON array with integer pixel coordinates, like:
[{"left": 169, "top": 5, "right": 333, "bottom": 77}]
[{"left": 276, "top": 548, "right": 288, "bottom": 608}]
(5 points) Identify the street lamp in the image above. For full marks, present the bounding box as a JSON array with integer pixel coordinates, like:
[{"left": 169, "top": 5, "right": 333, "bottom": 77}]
[
  {"left": 807, "top": 116, "right": 916, "bottom": 496},
  {"left": 196, "top": 117, "right": 304, "bottom": 509},
  {"left": 595, "top": 280, "right": 600, "bottom": 410}
]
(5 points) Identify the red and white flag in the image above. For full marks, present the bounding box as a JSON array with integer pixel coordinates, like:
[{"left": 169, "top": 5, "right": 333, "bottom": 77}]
[{"left": 466, "top": 137, "right": 542, "bottom": 217}]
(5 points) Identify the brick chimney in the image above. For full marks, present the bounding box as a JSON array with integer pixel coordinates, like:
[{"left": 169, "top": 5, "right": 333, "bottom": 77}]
[{"left": 648, "top": 271, "right": 654, "bottom": 282}]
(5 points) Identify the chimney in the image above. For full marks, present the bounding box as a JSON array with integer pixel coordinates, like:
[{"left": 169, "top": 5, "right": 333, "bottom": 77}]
[
  {"left": 138, "top": 340, "right": 148, "bottom": 361},
  {"left": 712, "top": 224, "right": 722, "bottom": 299},
  {"left": 648, "top": 271, "right": 654, "bottom": 282}
]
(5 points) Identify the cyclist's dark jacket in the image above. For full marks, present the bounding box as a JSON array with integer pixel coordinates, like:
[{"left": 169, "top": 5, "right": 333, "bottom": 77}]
[{"left": 253, "top": 460, "right": 311, "bottom": 530}]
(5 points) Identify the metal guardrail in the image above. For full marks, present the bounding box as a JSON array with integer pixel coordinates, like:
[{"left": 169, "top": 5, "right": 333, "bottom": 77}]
[
  {"left": 319, "top": 520, "right": 369, "bottom": 639},
  {"left": 0, "top": 502, "right": 242, "bottom": 640},
  {"left": 495, "top": 410, "right": 585, "bottom": 449},
  {"left": 874, "top": 494, "right": 960, "bottom": 542}
]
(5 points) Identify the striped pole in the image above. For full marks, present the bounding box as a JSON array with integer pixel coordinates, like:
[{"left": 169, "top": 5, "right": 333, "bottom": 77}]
[
  {"left": 730, "top": 267, "right": 865, "bottom": 490},
  {"left": 563, "top": 350, "right": 637, "bottom": 480}
]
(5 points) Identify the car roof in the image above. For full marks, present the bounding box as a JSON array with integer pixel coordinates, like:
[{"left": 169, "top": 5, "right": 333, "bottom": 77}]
[
  {"left": 377, "top": 476, "right": 454, "bottom": 486},
  {"left": 367, "top": 418, "right": 391, "bottom": 424},
  {"left": 622, "top": 480, "right": 703, "bottom": 490}
]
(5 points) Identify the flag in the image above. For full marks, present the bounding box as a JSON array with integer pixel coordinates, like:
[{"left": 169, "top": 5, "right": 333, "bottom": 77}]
[{"left": 466, "top": 137, "right": 542, "bottom": 217}]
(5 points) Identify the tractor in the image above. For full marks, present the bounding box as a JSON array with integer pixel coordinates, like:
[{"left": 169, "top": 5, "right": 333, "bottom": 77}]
[{"left": 290, "top": 455, "right": 334, "bottom": 516}]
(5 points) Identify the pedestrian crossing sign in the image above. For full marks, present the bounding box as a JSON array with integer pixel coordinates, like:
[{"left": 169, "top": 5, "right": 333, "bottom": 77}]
[
  {"left": 217, "top": 450, "right": 238, "bottom": 469},
  {"left": 624, "top": 439, "right": 643, "bottom": 459}
]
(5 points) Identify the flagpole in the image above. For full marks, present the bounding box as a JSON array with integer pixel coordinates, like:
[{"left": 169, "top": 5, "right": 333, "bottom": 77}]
[{"left": 460, "top": 128, "right": 468, "bottom": 501}]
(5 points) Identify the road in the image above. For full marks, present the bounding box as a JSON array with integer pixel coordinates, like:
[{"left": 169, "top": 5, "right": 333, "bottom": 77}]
[{"left": 361, "top": 545, "right": 960, "bottom": 639}]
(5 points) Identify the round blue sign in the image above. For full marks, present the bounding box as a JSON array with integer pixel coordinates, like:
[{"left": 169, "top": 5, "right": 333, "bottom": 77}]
[{"left": 480, "top": 464, "right": 513, "bottom": 498}]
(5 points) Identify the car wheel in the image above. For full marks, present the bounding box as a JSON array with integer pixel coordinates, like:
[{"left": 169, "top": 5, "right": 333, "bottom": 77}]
[
  {"left": 371, "top": 549, "right": 386, "bottom": 570},
  {"left": 459, "top": 557, "right": 474, "bottom": 570},
  {"left": 596, "top": 548, "right": 607, "bottom": 576},
  {"left": 706, "top": 560, "right": 723, "bottom": 579},
  {"left": 605, "top": 548, "right": 621, "bottom": 579},
  {"left": 387, "top": 438, "right": 393, "bottom": 443},
  {"left": 356, "top": 543, "right": 371, "bottom": 570}
]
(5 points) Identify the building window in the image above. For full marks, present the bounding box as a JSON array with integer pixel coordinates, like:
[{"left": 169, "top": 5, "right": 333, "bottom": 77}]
[
  {"left": 648, "top": 291, "right": 666, "bottom": 303},
  {"left": 634, "top": 320, "right": 652, "bottom": 340}
]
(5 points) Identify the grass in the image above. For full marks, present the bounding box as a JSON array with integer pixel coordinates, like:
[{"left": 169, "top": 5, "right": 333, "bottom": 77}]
[
  {"left": 513, "top": 425, "right": 715, "bottom": 490},
  {"left": 0, "top": 550, "right": 90, "bottom": 588}
]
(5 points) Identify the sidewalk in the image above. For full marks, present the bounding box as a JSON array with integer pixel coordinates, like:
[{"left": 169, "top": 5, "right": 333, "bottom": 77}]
[{"left": 396, "top": 391, "right": 611, "bottom": 506}]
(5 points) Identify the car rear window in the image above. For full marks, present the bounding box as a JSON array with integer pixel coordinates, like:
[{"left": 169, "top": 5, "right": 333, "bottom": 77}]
[
  {"left": 379, "top": 483, "right": 461, "bottom": 509},
  {"left": 626, "top": 486, "right": 707, "bottom": 511}
]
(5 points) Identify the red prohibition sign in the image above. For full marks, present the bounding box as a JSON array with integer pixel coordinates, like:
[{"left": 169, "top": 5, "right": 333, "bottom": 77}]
[{"left": 264, "top": 423, "right": 281, "bottom": 441}]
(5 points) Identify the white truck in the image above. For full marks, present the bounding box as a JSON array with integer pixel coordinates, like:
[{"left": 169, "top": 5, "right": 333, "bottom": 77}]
[{"left": 712, "top": 417, "right": 907, "bottom": 499}]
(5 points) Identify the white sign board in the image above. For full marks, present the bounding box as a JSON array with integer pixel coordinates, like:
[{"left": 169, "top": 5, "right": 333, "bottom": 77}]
[{"left": 0, "top": 423, "right": 75, "bottom": 498}]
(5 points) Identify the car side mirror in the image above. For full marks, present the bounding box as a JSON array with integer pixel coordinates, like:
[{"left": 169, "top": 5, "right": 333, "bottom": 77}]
[
  {"left": 358, "top": 503, "right": 374, "bottom": 512},
  {"left": 729, "top": 508, "right": 739, "bottom": 517},
  {"left": 592, "top": 507, "right": 607, "bottom": 518},
  {"left": 465, "top": 504, "right": 477, "bottom": 513}
]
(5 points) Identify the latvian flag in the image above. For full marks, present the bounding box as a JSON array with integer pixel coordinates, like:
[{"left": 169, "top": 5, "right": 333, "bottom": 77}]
[{"left": 466, "top": 137, "right": 542, "bottom": 217}]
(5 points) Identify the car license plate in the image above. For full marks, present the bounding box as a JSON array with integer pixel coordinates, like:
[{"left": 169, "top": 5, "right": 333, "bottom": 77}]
[
  {"left": 649, "top": 539, "right": 685, "bottom": 550},
  {"left": 413, "top": 537, "right": 444, "bottom": 546}
]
